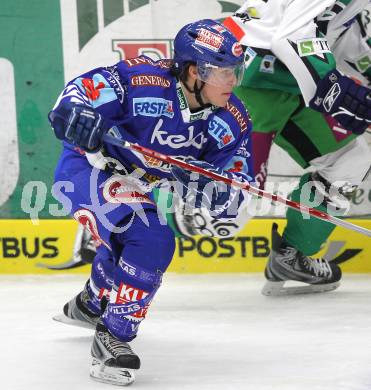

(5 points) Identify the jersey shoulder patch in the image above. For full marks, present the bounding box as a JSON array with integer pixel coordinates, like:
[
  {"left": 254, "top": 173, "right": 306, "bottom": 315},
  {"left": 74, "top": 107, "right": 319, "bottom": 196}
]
[{"left": 207, "top": 95, "right": 251, "bottom": 150}]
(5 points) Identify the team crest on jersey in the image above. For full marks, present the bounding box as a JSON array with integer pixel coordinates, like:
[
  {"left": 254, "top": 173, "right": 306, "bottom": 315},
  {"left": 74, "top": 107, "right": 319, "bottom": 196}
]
[
  {"left": 195, "top": 28, "right": 224, "bottom": 52},
  {"left": 81, "top": 78, "right": 105, "bottom": 100},
  {"left": 133, "top": 97, "right": 174, "bottom": 118},
  {"left": 74, "top": 74, "right": 117, "bottom": 107},
  {"left": 208, "top": 116, "right": 235, "bottom": 149}
]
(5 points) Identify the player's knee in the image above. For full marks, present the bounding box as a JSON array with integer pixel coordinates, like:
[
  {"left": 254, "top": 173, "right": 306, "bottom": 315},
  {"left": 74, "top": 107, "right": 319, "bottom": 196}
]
[
  {"left": 115, "top": 210, "right": 176, "bottom": 273},
  {"left": 139, "top": 210, "right": 175, "bottom": 271}
]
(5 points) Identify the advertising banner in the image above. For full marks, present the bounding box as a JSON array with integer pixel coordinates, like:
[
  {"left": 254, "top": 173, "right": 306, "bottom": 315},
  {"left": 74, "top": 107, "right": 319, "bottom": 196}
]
[{"left": 0, "top": 219, "right": 369, "bottom": 274}]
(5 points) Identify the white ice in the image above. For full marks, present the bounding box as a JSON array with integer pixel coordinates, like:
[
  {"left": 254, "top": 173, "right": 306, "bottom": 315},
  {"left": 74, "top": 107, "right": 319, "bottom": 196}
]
[{"left": 2, "top": 274, "right": 371, "bottom": 390}]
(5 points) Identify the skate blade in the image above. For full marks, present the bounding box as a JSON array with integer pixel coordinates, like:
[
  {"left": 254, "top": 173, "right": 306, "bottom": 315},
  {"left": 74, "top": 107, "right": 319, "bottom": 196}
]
[
  {"left": 90, "top": 358, "right": 135, "bottom": 386},
  {"left": 53, "top": 314, "right": 96, "bottom": 330},
  {"left": 261, "top": 280, "right": 340, "bottom": 296}
]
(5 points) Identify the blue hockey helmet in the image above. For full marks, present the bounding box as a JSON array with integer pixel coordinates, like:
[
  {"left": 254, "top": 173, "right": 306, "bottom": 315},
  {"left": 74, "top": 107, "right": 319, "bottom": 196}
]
[{"left": 173, "top": 19, "right": 245, "bottom": 87}]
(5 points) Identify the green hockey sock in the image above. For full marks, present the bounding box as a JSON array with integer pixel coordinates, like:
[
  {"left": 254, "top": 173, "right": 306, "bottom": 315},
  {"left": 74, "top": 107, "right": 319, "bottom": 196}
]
[{"left": 282, "top": 173, "right": 339, "bottom": 256}]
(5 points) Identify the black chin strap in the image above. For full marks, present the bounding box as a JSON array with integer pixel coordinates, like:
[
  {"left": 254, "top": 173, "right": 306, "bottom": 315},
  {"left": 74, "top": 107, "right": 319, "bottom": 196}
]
[{"left": 182, "top": 79, "right": 207, "bottom": 109}]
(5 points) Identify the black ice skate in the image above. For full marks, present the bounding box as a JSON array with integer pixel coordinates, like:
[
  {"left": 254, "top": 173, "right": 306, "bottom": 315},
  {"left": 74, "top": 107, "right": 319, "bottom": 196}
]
[
  {"left": 90, "top": 321, "right": 140, "bottom": 386},
  {"left": 261, "top": 224, "right": 342, "bottom": 296},
  {"left": 53, "top": 281, "right": 100, "bottom": 329}
]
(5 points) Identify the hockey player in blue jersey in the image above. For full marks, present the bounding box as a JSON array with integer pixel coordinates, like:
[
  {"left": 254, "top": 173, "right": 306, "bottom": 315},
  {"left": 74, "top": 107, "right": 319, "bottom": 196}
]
[{"left": 49, "top": 19, "right": 254, "bottom": 386}]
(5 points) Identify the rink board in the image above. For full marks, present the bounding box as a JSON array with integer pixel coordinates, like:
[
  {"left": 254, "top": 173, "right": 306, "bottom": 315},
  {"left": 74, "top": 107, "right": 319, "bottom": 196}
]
[{"left": 0, "top": 219, "right": 369, "bottom": 274}]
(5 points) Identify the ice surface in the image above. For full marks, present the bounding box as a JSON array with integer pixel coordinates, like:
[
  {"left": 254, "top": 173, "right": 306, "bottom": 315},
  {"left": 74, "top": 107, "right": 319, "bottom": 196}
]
[{"left": 2, "top": 274, "right": 371, "bottom": 390}]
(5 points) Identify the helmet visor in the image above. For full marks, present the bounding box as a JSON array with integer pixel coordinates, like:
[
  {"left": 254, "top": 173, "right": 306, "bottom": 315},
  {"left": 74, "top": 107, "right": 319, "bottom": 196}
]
[{"left": 196, "top": 61, "right": 244, "bottom": 87}]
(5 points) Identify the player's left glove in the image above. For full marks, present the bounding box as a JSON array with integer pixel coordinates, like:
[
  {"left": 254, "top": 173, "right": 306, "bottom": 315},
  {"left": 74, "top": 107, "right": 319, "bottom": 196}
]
[
  {"left": 309, "top": 69, "right": 371, "bottom": 134},
  {"left": 171, "top": 160, "right": 248, "bottom": 217}
]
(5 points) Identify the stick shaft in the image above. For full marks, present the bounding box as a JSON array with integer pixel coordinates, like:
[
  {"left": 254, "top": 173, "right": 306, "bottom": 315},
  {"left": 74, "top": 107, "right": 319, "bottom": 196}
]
[{"left": 103, "top": 134, "right": 371, "bottom": 237}]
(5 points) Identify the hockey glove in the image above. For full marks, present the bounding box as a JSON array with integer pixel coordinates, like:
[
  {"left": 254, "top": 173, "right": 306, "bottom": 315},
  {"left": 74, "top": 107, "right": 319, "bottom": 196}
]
[
  {"left": 48, "top": 102, "right": 108, "bottom": 153},
  {"left": 171, "top": 160, "right": 245, "bottom": 217},
  {"left": 309, "top": 69, "right": 371, "bottom": 134}
]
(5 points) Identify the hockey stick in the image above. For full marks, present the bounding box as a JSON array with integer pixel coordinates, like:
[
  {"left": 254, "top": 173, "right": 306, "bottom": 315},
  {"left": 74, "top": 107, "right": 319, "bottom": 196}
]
[{"left": 103, "top": 133, "right": 371, "bottom": 237}]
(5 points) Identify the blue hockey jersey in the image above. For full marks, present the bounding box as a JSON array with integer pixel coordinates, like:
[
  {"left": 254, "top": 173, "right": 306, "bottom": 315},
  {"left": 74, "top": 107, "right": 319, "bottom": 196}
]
[{"left": 51, "top": 55, "right": 253, "bottom": 185}]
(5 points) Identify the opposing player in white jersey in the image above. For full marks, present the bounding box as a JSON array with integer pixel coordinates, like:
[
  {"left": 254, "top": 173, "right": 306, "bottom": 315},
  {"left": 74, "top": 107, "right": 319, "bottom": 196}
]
[
  {"left": 330, "top": 5, "right": 371, "bottom": 86},
  {"left": 223, "top": 0, "right": 371, "bottom": 295}
]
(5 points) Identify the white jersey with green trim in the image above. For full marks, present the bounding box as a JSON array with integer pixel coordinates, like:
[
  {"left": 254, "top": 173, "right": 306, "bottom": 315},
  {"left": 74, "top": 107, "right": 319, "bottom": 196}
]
[
  {"left": 225, "top": 0, "right": 369, "bottom": 104},
  {"left": 331, "top": 10, "right": 371, "bottom": 86}
]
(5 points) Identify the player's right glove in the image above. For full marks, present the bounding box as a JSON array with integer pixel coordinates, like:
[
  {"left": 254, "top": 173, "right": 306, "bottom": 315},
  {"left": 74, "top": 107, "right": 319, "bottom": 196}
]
[
  {"left": 309, "top": 69, "right": 371, "bottom": 134},
  {"left": 48, "top": 101, "right": 108, "bottom": 153}
]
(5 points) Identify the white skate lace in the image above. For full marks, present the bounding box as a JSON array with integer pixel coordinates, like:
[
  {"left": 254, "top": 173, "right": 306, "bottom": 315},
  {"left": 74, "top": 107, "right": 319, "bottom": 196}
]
[
  {"left": 302, "top": 257, "right": 332, "bottom": 277},
  {"left": 100, "top": 332, "right": 135, "bottom": 357}
]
